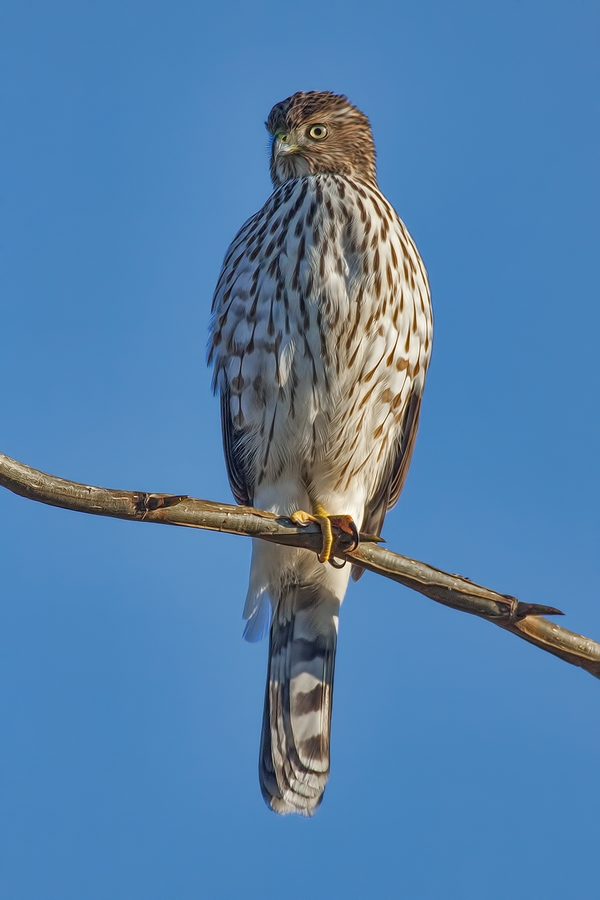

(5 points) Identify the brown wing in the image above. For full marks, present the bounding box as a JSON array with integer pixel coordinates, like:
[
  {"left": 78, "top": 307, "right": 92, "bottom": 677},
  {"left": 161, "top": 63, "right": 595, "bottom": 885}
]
[
  {"left": 220, "top": 387, "right": 253, "bottom": 506},
  {"left": 352, "top": 389, "right": 423, "bottom": 581}
]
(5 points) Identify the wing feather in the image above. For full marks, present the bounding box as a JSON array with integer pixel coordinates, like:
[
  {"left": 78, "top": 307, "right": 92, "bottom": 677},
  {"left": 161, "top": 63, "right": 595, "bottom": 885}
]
[
  {"left": 220, "top": 386, "right": 253, "bottom": 506},
  {"left": 353, "top": 389, "right": 423, "bottom": 581}
]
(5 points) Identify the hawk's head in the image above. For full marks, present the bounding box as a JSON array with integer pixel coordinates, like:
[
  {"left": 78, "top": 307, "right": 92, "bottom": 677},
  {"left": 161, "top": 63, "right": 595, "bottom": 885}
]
[{"left": 266, "top": 92, "right": 377, "bottom": 187}]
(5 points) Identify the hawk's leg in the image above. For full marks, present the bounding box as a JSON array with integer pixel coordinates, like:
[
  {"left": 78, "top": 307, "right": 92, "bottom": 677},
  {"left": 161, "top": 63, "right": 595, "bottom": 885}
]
[{"left": 291, "top": 503, "right": 359, "bottom": 564}]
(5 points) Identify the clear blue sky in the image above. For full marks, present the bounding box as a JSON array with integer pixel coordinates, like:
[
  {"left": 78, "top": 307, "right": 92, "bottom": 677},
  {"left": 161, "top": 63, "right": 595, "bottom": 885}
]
[{"left": 2, "top": 1, "right": 599, "bottom": 897}]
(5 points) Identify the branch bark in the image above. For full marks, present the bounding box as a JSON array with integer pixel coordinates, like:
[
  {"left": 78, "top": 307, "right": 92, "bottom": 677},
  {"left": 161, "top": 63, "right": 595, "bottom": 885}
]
[{"left": 1, "top": 451, "right": 599, "bottom": 680}]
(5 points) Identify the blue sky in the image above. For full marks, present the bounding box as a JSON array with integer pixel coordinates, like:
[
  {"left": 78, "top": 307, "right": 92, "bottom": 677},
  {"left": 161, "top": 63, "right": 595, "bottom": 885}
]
[{"left": 2, "top": 1, "right": 599, "bottom": 897}]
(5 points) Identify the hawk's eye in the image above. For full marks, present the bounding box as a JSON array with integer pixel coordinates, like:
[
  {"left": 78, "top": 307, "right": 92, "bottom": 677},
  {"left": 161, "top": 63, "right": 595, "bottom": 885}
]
[{"left": 308, "top": 124, "right": 328, "bottom": 140}]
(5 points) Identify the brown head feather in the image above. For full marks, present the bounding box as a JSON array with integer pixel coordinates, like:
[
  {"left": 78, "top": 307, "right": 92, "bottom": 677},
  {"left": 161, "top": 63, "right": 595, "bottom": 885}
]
[{"left": 265, "top": 91, "right": 377, "bottom": 187}]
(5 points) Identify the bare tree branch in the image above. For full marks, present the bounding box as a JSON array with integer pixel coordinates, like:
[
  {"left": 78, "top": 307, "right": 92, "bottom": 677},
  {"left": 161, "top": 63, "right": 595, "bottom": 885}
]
[{"left": 1, "top": 451, "right": 599, "bottom": 680}]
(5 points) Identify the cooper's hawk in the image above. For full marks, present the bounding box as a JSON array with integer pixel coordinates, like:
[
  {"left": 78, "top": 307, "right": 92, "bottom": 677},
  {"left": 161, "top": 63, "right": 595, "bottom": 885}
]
[{"left": 209, "top": 91, "right": 432, "bottom": 816}]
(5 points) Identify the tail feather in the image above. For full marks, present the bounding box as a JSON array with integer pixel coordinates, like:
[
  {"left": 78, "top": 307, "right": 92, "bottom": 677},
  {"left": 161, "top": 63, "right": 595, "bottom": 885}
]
[{"left": 259, "top": 582, "right": 339, "bottom": 817}]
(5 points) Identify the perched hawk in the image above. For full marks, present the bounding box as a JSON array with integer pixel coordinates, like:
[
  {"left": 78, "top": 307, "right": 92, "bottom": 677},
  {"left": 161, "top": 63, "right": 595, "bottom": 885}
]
[{"left": 209, "top": 91, "right": 432, "bottom": 815}]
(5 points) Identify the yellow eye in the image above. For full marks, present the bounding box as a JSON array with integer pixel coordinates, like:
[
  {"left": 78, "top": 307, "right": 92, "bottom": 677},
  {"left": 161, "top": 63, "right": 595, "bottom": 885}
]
[{"left": 308, "top": 124, "right": 328, "bottom": 140}]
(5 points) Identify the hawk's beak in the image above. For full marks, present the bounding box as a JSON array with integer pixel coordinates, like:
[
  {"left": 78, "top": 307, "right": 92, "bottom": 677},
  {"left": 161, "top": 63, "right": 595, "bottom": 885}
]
[{"left": 273, "top": 133, "right": 299, "bottom": 156}]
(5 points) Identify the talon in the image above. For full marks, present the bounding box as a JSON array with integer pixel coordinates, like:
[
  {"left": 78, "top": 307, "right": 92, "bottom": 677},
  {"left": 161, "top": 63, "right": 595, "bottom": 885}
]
[
  {"left": 290, "top": 510, "right": 318, "bottom": 527},
  {"left": 329, "top": 515, "right": 359, "bottom": 552},
  {"left": 290, "top": 508, "right": 332, "bottom": 562},
  {"left": 312, "top": 502, "right": 334, "bottom": 563},
  {"left": 290, "top": 506, "right": 358, "bottom": 565}
]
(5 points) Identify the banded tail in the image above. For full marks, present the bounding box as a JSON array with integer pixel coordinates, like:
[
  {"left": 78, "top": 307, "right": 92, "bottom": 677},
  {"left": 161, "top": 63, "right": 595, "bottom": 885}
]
[{"left": 259, "top": 581, "right": 340, "bottom": 816}]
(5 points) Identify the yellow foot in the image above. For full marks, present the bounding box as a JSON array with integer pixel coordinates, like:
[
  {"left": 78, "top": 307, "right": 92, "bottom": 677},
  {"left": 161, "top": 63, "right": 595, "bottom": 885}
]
[{"left": 290, "top": 504, "right": 359, "bottom": 564}]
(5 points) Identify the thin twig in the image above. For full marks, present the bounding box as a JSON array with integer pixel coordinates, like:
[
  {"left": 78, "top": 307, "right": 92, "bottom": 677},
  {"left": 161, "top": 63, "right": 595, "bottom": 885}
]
[{"left": 1, "top": 451, "right": 599, "bottom": 679}]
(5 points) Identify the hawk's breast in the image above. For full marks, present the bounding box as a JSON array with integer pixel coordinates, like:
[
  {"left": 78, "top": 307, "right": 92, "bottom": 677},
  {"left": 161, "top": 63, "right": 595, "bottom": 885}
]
[{"left": 209, "top": 174, "right": 432, "bottom": 511}]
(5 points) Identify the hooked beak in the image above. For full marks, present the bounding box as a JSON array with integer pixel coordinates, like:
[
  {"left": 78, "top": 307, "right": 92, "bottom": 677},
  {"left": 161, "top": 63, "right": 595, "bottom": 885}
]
[{"left": 272, "top": 132, "right": 299, "bottom": 156}]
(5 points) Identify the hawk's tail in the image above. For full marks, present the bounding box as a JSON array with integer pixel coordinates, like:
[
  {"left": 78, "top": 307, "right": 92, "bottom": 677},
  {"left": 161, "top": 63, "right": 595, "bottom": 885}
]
[{"left": 259, "top": 581, "right": 340, "bottom": 817}]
